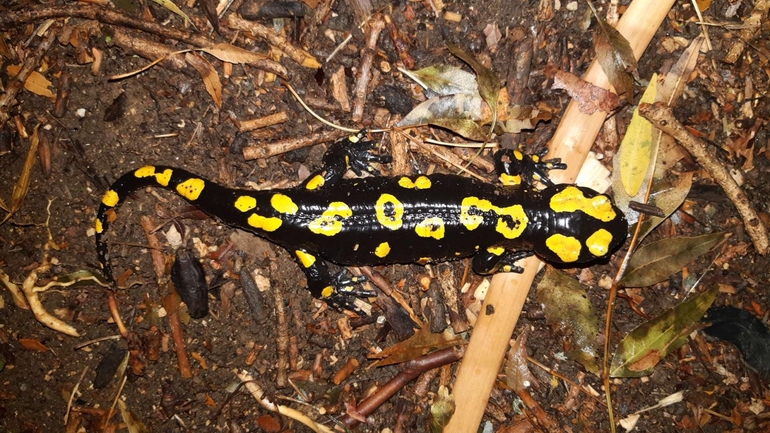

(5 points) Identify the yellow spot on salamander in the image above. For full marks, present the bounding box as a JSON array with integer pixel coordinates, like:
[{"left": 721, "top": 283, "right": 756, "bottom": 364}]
[
  {"left": 487, "top": 246, "right": 505, "bottom": 256},
  {"left": 375, "top": 193, "right": 404, "bottom": 230},
  {"left": 460, "top": 196, "right": 493, "bottom": 231},
  {"left": 374, "top": 242, "right": 391, "bottom": 258},
  {"left": 550, "top": 186, "right": 616, "bottom": 222},
  {"left": 513, "top": 150, "right": 524, "bottom": 160},
  {"left": 134, "top": 166, "right": 156, "bottom": 178},
  {"left": 461, "top": 197, "right": 528, "bottom": 239},
  {"left": 499, "top": 173, "right": 521, "bottom": 186},
  {"left": 271, "top": 194, "right": 298, "bottom": 214},
  {"left": 305, "top": 174, "right": 325, "bottom": 190},
  {"left": 586, "top": 228, "right": 614, "bottom": 258},
  {"left": 494, "top": 204, "right": 528, "bottom": 239},
  {"left": 94, "top": 218, "right": 103, "bottom": 234},
  {"left": 398, "top": 176, "right": 432, "bottom": 189},
  {"left": 234, "top": 195, "right": 257, "bottom": 212},
  {"left": 102, "top": 190, "right": 119, "bottom": 207},
  {"left": 295, "top": 250, "right": 316, "bottom": 268},
  {"left": 176, "top": 178, "right": 205, "bottom": 201},
  {"left": 417, "top": 257, "right": 432, "bottom": 265},
  {"left": 415, "top": 217, "right": 445, "bottom": 240},
  {"left": 546, "top": 234, "right": 581, "bottom": 263},
  {"left": 321, "top": 285, "right": 334, "bottom": 298},
  {"left": 247, "top": 213, "right": 282, "bottom": 232},
  {"left": 155, "top": 168, "right": 173, "bottom": 186},
  {"left": 308, "top": 202, "right": 352, "bottom": 236}
]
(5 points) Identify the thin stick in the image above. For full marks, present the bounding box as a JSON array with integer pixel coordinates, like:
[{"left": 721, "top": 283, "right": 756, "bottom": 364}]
[
  {"left": 639, "top": 102, "right": 769, "bottom": 255},
  {"left": 443, "top": 0, "right": 677, "bottom": 431}
]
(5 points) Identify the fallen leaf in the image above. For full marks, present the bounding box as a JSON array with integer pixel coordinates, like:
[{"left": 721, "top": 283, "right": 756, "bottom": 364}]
[
  {"left": 547, "top": 64, "right": 619, "bottom": 114},
  {"left": 619, "top": 75, "right": 657, "bottom": 196},
  {"left": 610, "top": 286, "right": 718, "bottom": 377},
  {"left": 185, "top": 52, "right": 222, "bottom": 108},
  {"left": 620, "top": 232, "right": 729, "bottom": 288}
]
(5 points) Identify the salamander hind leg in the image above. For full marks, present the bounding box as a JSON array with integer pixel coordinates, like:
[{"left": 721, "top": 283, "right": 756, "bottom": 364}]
[
  {"left": 494, "top": 148, "right": 567, "bottom": 187},
  {"left": 292, "top": 248, "right": 374, "bottom": 314}
]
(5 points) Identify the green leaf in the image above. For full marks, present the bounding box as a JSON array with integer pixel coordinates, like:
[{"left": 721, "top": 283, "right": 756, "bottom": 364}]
[
  {"left": 619, "top": 76, "right": 657, "bottom": 197},
  {"left": 610, "top": 286, "right": 718, "bottom": 377},
  {"left": 536, "top": 267, "right": 600, "bottom": 374},
  {"left": 620, "top": 233, "right": 728, "bottom": 288}
]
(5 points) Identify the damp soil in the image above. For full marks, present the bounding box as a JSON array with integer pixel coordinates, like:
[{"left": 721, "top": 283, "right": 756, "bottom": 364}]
[{"left": 1, "top": 0, "right": 770, "bottom": 431}]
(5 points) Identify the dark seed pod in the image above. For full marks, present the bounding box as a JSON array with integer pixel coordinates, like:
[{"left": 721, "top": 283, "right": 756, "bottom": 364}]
[{"left": 170, "top": 248, "right": 209, "bottom": 319}]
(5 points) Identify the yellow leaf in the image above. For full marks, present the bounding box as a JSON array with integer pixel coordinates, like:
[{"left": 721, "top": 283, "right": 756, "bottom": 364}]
[{"left": 619, "top": 75, "right": 657, "bottom": 197}]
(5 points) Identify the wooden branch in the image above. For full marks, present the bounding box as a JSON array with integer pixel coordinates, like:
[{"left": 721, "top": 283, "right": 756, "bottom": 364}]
[
  {"left": 444, "top": 0, "right": 677, "bottom": 430},
  {"left": 0, "top": 4, "right": 287, "bottom": 77},
  {"left": 639, "top": 102, "right": 769, "bottom": 255}
]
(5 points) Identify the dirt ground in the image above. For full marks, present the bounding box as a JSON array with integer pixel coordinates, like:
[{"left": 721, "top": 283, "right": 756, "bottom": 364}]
[{"left": 1, "top": 0, "right": 770, "bottom": 431}]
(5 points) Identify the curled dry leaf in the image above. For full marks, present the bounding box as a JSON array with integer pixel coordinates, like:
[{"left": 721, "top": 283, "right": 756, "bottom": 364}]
[
  {"left": 590, "top": 5, "right": 637, "bottom": 103},
  {"left": 546, "top": 64, "right": 619, "bottom": 114},
  {"left": 185, "top": 52, "right": 222, "bottom": 108},
  {"left": 200, "top": 42, "right": 268, "bottom": 64}
]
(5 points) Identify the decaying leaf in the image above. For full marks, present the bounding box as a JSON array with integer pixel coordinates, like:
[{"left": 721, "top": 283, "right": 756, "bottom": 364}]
[
  {"left": 536, "top": 267, "right": 600, "bottom": 374},
  {"left": 619, "top": 75, "right": 657, "bottom": 197},
  {"left": 546, "top": 64, "right": 619, "bottom": 114},
  {"left": 610, "top": 286, "right": 718, "bottom": 377},
  {"left": 6, "top": 64, "right": 55, "bottom": 98},
  {"left": 401, "top": 64, "right": 479, "bottom": 96},
  {"left": 447, "top": 43, "right": 500, "bottom": 133},
  {"left": 396, "top": 93, "right": 491, "bottom": 141},
  {"left": 504, "top": 334, "right": 537, "bottom": 391},
  {"left": 429, "top": 386, "right": 455, "bottom": 433},
  {"left": 635, "top": 172, "right": 693, "bottom": 241},
  {"left": 368, "top": 326, "right": 463, "bottom": 367},
  {"left": 185, "top": 52, "right": 222, "bottom": 108},
  {"left": 620, "top": 232, "right": 729, "bottom": 288},
  {"left": 589, "top": 2, "right": 637, "bottom": 103}
]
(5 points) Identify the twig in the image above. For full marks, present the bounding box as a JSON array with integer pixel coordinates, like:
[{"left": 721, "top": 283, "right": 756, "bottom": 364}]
[
  {"left": 639, "top": 102, "right": 769, "bottom": 255},
  {"left": 235, "top": 370, "right": 335, "bottom": 433},
  {"left": 0, "top": 28, "right": 57, "bottom": 125},
  {"left": 242, "top": 128, "right": 347, "bottom": 160},
  {"left": 0, "top": 4, "right": 286, "bottom": 77},
  {"left": 227, "top": 14, "right": 320, "bottom": 69},
  {"left": 272, "top": 278, "right": 289, "bottom": 388},
  {"left": 352, "top": 14, "right": 385, "bottom": 122},
  {"left": 340, "top": 347, "right": 463, "bottom": 429},
  {"left": 236, "top": 111, "right": 289, "bottom": 132}
]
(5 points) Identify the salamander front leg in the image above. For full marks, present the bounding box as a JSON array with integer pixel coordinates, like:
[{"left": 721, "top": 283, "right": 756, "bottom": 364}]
[
  {"left": 494, "top": 148, "right": 566, "bottom": 187},
  {"left": 292, "top": 248, "right": 374, "bottom": 314},
  {"left": 472, "top": 248, "right": 535, "bottom": 275},
  {"left": 301, "top": 130, "right": 392, "bottom": 191}
]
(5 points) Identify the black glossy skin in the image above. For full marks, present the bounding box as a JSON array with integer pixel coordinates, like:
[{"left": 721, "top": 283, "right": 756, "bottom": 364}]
[{"left": 95, "top": 133, "right": 628, "bottom": 312}]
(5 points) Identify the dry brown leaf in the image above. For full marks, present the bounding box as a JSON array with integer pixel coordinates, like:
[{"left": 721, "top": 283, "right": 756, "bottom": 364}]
[
  {"left": 3, "top": 125, "right": 40, "bottom": 224},
  {"left": 19, "top": 338, "right": 50, "bottom": 352},
  {"left": 185, "top": 52, "right": 222, "bottom": 108},
  {"left": 200, "top": 43, "right": 268, "bottom": 64},
  {"left": 546, "top": 65, "right": 619, "bottom": 114}
]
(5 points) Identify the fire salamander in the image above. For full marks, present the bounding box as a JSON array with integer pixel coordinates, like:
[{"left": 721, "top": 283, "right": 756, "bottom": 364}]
[{"left": 95, "top": 131, "right": 627, "bottom": 312}]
